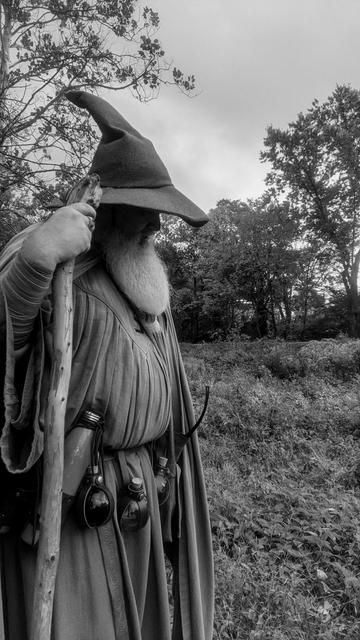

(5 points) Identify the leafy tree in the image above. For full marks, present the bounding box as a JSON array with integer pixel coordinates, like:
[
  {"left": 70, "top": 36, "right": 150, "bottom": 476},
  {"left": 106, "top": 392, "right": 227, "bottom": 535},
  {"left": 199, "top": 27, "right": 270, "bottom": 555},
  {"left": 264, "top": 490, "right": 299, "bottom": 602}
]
[
  {"left": 192, "top": 197, "right": 307, "bottom": 339},
  {"left": 193, "top": 199, "right": 248, "bottom": 339},
  {"left": 261, "top": 84, "right": 360, "bottom": 337},
  {"left": 158, "top": 198, "right": 300, "bottom": 341},
  {"left": 221, "top": 195, "right": 312, "bottom": 339},
  {"left": 0, "top": 0, "right": 195, "bottom": 245},
  {"left": 158, "top": 197, "right": 326, "bottom": 341},
  {"left": 287, "top": 243, "right": 330, "bottom": 339},
  {"left": 156, "top": 215, "right": 207, "bottom": 341}
]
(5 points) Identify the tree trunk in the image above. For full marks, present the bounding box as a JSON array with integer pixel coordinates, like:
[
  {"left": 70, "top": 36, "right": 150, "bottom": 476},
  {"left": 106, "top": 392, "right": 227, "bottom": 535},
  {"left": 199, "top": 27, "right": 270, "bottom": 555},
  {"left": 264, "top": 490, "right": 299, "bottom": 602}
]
[
  {"left": 300, "top": 265, "right": 311, "bottom": 340},
  {"left": 268, "top": 281, "right": 277, "bottom": 337},
  {"left": 282, "top": 284, "right": 292, "bottom": 339},
  {"left": 254, "top": 299, "right": 269, "bottom": 337},
  {"left": 347, "top": 251, "right": 360, "bottom": 337}
]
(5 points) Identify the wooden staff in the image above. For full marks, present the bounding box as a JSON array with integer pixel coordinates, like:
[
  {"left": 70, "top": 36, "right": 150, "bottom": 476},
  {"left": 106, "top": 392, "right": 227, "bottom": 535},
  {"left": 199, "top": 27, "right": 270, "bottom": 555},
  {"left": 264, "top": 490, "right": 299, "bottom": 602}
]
[{"left": 30, "top": 174, "right": 102, "bottom": 640}]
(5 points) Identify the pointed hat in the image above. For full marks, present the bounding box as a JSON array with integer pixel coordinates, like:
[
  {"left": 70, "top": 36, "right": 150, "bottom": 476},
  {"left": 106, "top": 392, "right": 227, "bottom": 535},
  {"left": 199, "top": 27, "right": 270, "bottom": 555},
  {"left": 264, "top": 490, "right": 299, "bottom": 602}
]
[{"left": 65, "top": 91, "right": 208, "bottom": 227}]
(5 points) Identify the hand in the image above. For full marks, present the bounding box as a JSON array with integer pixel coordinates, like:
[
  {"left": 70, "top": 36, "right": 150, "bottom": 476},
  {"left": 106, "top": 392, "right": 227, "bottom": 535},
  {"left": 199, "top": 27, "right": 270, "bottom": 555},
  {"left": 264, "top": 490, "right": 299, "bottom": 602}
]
[{"left": 21, "top": 203, "right": 97, "bottom": 272}]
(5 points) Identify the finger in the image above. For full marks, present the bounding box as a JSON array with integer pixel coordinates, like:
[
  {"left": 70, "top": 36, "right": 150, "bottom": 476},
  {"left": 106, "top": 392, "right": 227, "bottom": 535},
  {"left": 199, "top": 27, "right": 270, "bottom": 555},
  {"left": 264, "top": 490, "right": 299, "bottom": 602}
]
[
  {"left": 86, "top": 217, "right": 96, "bottom": 232},
  {"left": 53, "top": 203, "right": 97, "bottom": 220},
  {"left": 70, "top": 202, "right": 97, "bottom": 220}
]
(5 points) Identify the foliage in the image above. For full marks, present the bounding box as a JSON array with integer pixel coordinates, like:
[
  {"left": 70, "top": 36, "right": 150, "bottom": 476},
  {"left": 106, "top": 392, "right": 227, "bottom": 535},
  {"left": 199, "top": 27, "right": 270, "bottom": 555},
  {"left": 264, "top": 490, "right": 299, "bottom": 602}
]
[
  {"left": 261, "top": 85, "right": 360, "bottom": 337},
  {"left": 182, "top": 339, "right": 360, "bottom": 639},
  {"left": 0, "top": 0, "right": 195, "bottom": 246},
  {"left": 160, "top": 85, "right": 360, "bottom": 342},
  {"left": 159, "top": 198, "right": 326, "bottom": 341},
  {"left": 157, "top": 215, "right": 204, "bottom": 341}
]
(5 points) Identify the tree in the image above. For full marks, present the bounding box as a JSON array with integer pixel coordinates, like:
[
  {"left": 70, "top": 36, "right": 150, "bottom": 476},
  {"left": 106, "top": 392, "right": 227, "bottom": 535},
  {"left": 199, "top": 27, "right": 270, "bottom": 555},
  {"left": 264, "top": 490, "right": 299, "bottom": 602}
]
[
  {"left": 191, "top": 197, "right": 306, "bottom": 339},
  {"left": 219, "top": 195, "right": 313, "bottom": 339},
  {"left": 261, "top": 84, "right": 360, "bottom": 337},
  {"left": 0, "top": 0, "right": 195, "bottom": 245},
  {"left": 156, "top": 215, "right": 207, "bottom": 341},
  {"left": 158, "top": 197, "right": 330, "bottom": 341},
  {"left": 157, "top": 198, "right": 297, "bottom": 341},
  {"left": 193, "top": 200, "right": 248, "bottom": 339}
]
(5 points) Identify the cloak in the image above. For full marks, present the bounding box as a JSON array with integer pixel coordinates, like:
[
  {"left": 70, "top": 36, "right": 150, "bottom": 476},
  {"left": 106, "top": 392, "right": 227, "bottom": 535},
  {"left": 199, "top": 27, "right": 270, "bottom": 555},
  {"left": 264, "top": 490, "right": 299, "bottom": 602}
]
[{"left": 0, "top": 227, "right": 214, "bottom": 640}]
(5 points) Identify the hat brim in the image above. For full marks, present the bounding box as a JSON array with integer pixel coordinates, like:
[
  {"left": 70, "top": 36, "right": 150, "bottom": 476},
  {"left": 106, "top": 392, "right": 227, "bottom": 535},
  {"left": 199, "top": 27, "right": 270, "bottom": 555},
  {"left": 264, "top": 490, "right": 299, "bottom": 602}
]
[{"left": 100, "top": 185, "right": 208, "bottom": 227}]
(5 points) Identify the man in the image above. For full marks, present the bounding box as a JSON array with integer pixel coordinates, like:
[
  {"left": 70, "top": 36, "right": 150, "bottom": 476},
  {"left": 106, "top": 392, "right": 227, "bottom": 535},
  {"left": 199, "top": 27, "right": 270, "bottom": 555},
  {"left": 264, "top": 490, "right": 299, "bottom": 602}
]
[{"left": 0, "top": 92, "right": 214, "bottom": 639}]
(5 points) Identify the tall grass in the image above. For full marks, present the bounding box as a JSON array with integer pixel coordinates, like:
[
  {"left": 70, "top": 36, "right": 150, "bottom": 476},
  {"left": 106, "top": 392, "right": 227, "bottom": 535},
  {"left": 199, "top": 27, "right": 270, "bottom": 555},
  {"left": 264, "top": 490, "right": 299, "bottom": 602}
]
[{"left": 181, "top": 339, "right": 360, "bottom": 639}]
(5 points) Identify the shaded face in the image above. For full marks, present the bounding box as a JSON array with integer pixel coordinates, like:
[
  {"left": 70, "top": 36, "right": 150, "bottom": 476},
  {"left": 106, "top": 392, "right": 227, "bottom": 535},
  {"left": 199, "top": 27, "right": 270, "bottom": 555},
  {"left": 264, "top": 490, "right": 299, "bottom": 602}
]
[{"left": 94, "top": 204, "right": 160, "bottom": 245}]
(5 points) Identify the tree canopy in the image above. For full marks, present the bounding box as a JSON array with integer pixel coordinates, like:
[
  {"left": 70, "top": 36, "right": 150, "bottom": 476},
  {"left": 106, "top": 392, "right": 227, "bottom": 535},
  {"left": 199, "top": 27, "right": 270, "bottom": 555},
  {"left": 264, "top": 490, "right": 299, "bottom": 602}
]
[
  {"left": 157, "top": 196, "right": 327, "bottom": 341},
  {"left": 0, "top": 0, "right": 195, "bottom": 245},
  {"left": 261, "top": 85, "right": 360, "bottom": 336}
]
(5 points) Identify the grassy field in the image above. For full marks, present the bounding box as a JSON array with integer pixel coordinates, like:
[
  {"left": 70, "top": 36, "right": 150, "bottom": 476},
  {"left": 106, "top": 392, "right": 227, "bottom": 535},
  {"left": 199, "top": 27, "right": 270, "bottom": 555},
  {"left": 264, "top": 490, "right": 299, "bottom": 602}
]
[{"left": 181, "top": 338, "right": 360, "bottom": 640}]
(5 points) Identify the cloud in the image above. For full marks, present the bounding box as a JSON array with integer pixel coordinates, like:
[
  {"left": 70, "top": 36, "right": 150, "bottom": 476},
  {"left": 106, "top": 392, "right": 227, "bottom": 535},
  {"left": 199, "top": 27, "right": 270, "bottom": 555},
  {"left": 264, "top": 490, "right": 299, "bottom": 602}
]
[{"left": 107, "top": 0, "right": 360, "bottom": 212}]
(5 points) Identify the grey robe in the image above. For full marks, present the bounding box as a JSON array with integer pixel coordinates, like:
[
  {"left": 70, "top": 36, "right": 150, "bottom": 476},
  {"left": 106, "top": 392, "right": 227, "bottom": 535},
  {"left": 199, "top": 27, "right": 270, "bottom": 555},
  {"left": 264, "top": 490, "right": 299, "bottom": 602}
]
[{"left": 0, "top": 229, "right": 214, "bottom": 640}]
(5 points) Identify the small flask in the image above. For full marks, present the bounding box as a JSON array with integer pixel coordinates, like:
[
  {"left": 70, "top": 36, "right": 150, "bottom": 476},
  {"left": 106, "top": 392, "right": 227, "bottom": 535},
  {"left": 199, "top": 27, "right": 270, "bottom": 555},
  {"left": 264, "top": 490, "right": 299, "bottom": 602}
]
[
  {"left": 75, "top": 462, "right": 114, "bottom": 529},
  {"left": 118, "top": 477, "right": 149, "bottom": 532},
  {"left": 61, "top": 410, "right": 103, "bottom": 522},
  {"left": 21, "top": 410, "right": 102, "bottom": 545}
]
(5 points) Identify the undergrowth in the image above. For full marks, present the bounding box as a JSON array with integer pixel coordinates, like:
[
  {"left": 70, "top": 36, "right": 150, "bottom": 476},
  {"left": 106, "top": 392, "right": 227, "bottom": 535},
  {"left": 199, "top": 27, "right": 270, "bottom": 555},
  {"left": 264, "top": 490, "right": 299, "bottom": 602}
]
[{"left": 181, "top": 338, "right": 360, "bottom": 639}]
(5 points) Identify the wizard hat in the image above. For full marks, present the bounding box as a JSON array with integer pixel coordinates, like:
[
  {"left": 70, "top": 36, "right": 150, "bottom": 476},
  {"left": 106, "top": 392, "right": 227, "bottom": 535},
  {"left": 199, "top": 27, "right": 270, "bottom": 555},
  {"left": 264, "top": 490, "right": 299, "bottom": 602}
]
[{"left": 65, "top": 91, "right": 208, "bottom": 227}]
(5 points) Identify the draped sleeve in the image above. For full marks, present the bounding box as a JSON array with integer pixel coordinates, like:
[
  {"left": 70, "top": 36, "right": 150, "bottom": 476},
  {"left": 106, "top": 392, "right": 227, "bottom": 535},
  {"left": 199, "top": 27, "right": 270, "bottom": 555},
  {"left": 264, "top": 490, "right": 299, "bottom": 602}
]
[
  {"left": 0, "top": 226, "right": 101, "bottom": 474},
  {"left": 0, "top": 227, "right": 50, "bottom": 473}
]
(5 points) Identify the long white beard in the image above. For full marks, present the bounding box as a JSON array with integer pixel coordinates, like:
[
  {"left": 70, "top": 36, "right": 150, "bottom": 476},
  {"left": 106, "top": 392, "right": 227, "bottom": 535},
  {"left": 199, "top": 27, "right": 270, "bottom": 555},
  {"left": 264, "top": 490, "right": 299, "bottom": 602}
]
[{"left": 102, "top": 231, "right": 170, "bottom": 316}]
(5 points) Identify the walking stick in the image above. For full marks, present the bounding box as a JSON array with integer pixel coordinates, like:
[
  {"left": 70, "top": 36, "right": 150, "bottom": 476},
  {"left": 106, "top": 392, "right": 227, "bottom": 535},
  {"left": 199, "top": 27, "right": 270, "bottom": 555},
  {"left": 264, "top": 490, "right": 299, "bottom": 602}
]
[{"left": 30, "top": 174, "right": 102, "bottom": 640}]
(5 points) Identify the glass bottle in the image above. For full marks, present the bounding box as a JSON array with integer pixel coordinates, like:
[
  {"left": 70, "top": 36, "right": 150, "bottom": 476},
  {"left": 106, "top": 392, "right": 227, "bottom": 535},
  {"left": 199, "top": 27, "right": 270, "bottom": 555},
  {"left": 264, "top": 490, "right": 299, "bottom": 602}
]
[{"left": 21, "top": 410, "right": 102, "bottom": 545}]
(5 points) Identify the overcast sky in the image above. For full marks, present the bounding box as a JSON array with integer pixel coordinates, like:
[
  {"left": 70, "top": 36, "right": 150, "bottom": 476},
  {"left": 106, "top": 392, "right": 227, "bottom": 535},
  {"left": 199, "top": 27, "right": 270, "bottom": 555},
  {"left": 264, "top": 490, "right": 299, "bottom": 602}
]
[{"left": 107, "top": 0, "right": 360, "bottom": 214}]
